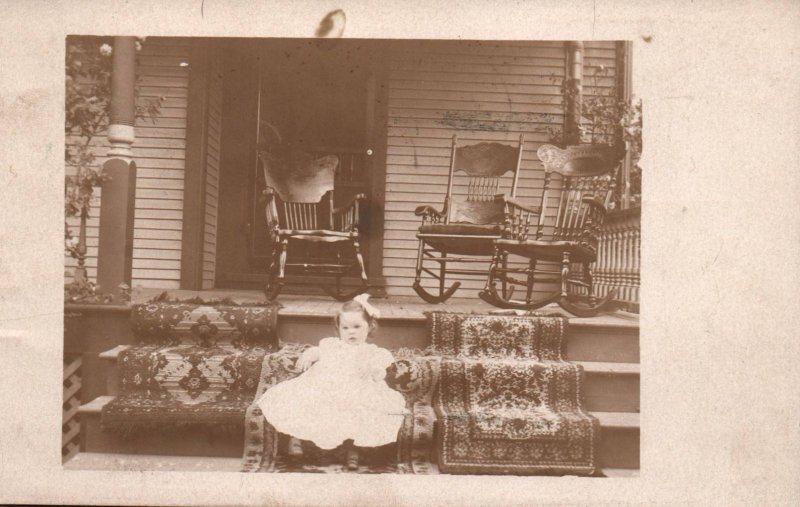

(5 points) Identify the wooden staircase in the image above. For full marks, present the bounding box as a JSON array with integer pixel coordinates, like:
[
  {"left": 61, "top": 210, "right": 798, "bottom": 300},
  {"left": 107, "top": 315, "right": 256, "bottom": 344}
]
[{"left": 65, "top": 296, "right": 639, "bottom": 476}]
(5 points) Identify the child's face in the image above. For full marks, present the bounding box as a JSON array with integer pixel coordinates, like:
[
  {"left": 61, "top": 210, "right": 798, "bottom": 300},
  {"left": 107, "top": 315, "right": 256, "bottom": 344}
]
[{"left": 338, "top": 311, "right": 369, "bottom": 346}]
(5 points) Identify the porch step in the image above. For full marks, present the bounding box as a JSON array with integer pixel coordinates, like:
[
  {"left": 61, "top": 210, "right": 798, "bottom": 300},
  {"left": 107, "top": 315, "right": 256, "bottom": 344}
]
[
  {"left": 99, "top": 348, "right": 639, "bottom": 413},
  {"left": 78, "top": 396, "right": 639, "bottom": 469},
  {"left": 79, "top": 396, "right": 243, "bottom": 458},
  {"left": 579, "top": 361, "right": 640, "bottom": 413},
  {"left": 278, "top": 313, "right": 639, "bottom": 363},
  {"left": 63, "top": 452, "right": 243, "bottom": 472},
  {"left": 63, "top": 451, "right": 638, "bottom": 477}
]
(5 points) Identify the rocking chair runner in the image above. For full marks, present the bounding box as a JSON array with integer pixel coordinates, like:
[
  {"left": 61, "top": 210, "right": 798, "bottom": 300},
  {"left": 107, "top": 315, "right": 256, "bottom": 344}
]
[
  {"left": 412, "top": 134, "right": 526, "bottom": 303},
  {"left": 479, "top": 143, "right": 624, "bottom": 317},
  {"left": 259, "top": 149, "right": 369, "bottom": 301}
]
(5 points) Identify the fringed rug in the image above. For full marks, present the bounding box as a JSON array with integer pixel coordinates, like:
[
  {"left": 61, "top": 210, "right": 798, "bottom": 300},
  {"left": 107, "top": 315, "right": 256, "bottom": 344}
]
[
  {"left": 389, "top": 353, "right": 441, "bottom": 475},
  {"left": 101, "top": 303, "right": 279, "bottom": 435},
  {"left": 130, "top": 302, "right": 279, "bottom": 349},
  {"left": 241, "top": 347, "right": 439, "bottom": 474},
  {"left": 429, "top": 312, "right": 599, "bottom": 476}
]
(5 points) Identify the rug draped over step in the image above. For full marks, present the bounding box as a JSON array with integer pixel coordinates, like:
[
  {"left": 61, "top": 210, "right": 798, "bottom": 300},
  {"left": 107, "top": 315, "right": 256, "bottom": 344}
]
[
  {"left": 429, "top": 312, "right": 599, "bottom": 475},
  {"left": 101, "top": 303, "right": 279, "bottom": 434},
  {"left": 240, "top": 348, "right": 440, "bottom": 473}
]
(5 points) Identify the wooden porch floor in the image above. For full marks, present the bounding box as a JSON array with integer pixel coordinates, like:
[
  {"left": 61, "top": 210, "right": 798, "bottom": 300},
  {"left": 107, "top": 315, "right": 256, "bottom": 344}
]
[{"left": 131, "top": 289, "right": 638, "bottom": 328}]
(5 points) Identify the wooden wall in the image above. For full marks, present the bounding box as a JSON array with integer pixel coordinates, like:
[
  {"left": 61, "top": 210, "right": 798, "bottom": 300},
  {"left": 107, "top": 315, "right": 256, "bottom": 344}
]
[
  {"left": 582, "top": 41, "right": 620, "bottom": 144},
  {"left": 202, "top": 51, "right": 223, "bottom": 289},
  {"left": 382, "top": 41, "right": 565, "bottom": 297},
  {"left": 66, "top": 39, "right": 621, "bottom": 297},
  {"left": 130, "top": 38, "right": 190, "bottom": 289},
  {"left": 66, "top": 37, "right": 190, "bottom": 290},
  {"left": 380, "top": 40, "right": 621, "bottom": 297}
]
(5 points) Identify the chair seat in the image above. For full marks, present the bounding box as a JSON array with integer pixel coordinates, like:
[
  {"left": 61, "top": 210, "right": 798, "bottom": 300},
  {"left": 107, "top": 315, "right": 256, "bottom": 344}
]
[
  {"left": 494, "top": 239, "right": 596, "bottom": 263},
  {"left": 279, "top": 229, "right": 356, "bottom": 243},
  {"left": 418, "top": 223, "right": 504, "bottom": 256},
  {"left": 418, "top": 223, "right": 503, "bottom": 236}
]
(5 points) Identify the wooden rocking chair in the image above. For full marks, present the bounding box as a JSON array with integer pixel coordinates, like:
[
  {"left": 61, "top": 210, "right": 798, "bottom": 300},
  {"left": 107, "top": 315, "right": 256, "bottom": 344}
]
[
  {"left": 259, "top": 149, "right": 369, "bottom": 301},
  {"left": 479, "top": 144, "right": 624, "bottom": 317},
  {"left": 412, "top": 134, "right": 525, "bottom": 303}
]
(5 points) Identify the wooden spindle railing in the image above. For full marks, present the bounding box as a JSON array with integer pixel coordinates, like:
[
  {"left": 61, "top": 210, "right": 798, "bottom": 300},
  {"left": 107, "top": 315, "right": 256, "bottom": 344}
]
[{"left": 594, "top": 207, "right": 640, "bottom": 311}]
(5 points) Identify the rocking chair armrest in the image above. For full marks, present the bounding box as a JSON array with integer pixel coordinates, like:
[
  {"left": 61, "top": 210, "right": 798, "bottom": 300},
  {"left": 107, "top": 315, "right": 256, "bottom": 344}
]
[
  {"left": 414, "top": 205, "right": 445, "bottom": 220},
  {"left": 262, "top": 187, "right": 276, "bottom": 203},
  {"left": 495, "top": 195, "right": 542, "bottom": 216},
  {"left": 332, "top": 193, "right": 367, "bottom": 216}
]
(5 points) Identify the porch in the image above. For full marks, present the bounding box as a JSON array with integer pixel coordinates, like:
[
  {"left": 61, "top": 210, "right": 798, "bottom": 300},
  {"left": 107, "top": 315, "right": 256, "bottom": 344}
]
[
  {"left": 63, "top": 292, "right": 639, "bottom": 475},
  {"left": 63, "top": 36, "right": 641, "bottom": 476},
  {"left": 66, "top": 37, "right": 640, "bottom": 300}
]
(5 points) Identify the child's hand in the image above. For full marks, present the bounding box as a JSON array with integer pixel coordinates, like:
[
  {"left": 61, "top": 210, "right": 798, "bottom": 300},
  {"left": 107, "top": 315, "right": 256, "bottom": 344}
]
[{"left": 296, "top": 347, "right": 319, "bottom": 371}]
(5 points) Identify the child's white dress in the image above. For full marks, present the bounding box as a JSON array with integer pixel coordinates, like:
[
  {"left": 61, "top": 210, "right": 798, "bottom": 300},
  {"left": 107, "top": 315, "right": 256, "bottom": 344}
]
[{"left": 257, "top": 337, "right": 408, "bottom": 450}]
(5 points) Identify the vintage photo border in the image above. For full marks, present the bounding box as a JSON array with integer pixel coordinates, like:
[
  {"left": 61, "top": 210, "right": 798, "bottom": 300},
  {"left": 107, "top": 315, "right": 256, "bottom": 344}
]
[{"left": 1, "top": 1, "right": 799, "bottom": 505}]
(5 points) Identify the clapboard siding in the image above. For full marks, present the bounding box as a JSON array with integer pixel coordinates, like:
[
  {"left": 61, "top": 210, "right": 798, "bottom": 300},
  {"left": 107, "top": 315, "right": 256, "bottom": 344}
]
[
  {"left": 202, "top": 51, "right": 223, "bottom": 289},
  {"left": 381, "top": 41, "right": 575, "bottom": 297},
  {"left": 67, "top": 39, "right": 622, "bottom": 296},
  {"left": 131, "top": 37, "right": 189, "bottom": 290},
  {"left": 64, "top": 37, "right": 189, "bottom": 289},
  {"left": 582, "top": 41, "right": 620, "bottom": 145}
]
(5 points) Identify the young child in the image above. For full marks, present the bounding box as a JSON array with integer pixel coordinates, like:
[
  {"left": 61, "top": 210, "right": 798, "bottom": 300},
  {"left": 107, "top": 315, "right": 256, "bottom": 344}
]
[{"left": 257, "top": 294, "right": 407, "bottom": 470}]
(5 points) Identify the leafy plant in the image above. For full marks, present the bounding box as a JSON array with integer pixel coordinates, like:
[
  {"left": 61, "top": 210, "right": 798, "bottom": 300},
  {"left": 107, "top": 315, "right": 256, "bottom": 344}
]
[
  {"left": 64, "top": 36, "right": 164, "bottom": 302},
  {"left": 546, "top": 66, "right": 642, "bottom": 208}
]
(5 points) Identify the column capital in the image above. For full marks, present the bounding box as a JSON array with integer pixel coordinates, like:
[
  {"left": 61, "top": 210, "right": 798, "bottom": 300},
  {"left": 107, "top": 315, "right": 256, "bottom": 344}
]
[{"left": 107, "top": 36, "right": 137, "bottom": 160}]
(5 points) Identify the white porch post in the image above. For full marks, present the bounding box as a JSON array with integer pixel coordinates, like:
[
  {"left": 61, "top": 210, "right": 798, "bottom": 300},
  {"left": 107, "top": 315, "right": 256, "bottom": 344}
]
[
  {"left": 107, "top": 37, "right": 136, "bottom": 158},
  {"left": 96, "top": 36, "right": 137, "bottom": 295}
]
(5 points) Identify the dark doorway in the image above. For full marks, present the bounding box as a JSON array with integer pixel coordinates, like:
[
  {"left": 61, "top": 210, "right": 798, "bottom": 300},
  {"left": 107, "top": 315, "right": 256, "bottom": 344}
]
[{"left": 215, "top": 39, "right": 384, "bottom": 292}]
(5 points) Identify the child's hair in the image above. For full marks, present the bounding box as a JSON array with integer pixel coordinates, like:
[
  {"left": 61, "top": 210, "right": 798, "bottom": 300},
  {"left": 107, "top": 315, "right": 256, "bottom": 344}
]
[{"left": 334, "top": 299, "right": 379, "bottom": 334}]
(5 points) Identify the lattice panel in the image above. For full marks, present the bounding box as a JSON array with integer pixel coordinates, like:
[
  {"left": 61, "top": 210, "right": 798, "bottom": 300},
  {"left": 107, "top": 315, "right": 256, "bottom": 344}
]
[{"left": 62, "top": 356, "right": 82, "bottom": 463}]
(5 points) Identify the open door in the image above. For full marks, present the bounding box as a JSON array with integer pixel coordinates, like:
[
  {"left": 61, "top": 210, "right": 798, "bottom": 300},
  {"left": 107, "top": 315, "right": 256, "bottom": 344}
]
[{"left": 215, "top": 39, "right": 382, "bottom": 292}]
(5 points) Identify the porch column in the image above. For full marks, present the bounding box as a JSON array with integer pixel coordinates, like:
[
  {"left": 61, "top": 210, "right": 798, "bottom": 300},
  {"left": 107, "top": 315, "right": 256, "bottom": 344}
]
[
  {"left": 564, "top": 41, "right": 584, "bottom": 146},
  {"left": 618, "top": 40, "right": 634, "bottom": 210},
  {"left": 97, "top": 36, "right": 137, "bottom": 295}
]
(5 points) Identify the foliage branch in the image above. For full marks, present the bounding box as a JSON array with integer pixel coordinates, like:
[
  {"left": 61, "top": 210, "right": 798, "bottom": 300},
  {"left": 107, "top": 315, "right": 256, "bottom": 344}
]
[{"left": 64, "top": 36, "right": 164, "bottom": 303}]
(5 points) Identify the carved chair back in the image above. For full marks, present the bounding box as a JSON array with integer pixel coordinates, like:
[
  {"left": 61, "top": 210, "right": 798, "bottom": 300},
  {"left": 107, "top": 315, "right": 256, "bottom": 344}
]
[
  {"left": 533, "top": 144, "right": 622, "bottom": 250},
  {"left": 444, "top": 134, "right": 525, "bottom": 226},
  {"left": 259, "top": 149, "right": 339, "bottom": 231}
]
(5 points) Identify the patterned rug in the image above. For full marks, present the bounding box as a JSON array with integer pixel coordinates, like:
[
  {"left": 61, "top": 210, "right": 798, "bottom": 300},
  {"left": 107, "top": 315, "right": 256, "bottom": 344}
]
[
  {"left": 429, "top": 312, "right": 599, "bottom": 476},
  {"left": 101, "top": 303, "right": 279, "bottom": 434},
  {"left": 241, "top": 347, "right": 440, "bottom": 474},
  {"left": 130, "top": 302, "right": 279, "bottom": 349}
]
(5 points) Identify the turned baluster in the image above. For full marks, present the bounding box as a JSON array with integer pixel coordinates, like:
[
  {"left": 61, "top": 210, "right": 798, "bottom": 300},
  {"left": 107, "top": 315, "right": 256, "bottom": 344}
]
[
  {"left": 611, "top": 222, "right": 623, "bottom": 297},
  {"left": 536, "top": 171, "right": 551, "bottom": 240},
  {"left": 596, "top": 222, "right": 611, "bottom": 299},
  {"left": 632, "top": 222, "right": 641, "bottom": 303},
  {"left": 521, "top": 209, "right": 532, "bottom": 242},
  {"left": 622, "top": 227, "right": 633, "bottom": 302}
]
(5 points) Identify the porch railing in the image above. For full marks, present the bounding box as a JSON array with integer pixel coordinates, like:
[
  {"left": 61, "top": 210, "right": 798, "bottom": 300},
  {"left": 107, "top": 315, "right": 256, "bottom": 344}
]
[{"left": 594, "top": 207, "right": 641, "bottom": 311}]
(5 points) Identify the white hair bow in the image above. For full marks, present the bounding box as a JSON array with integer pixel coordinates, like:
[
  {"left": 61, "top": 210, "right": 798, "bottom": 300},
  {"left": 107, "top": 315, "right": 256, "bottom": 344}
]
[{"left": 353, "top": 293, "right": 380, "bottom": 319}]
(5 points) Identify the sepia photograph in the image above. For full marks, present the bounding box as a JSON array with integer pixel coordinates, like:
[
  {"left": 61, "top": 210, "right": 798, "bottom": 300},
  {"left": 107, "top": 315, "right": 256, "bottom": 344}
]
[
  {"left": 63, "top": 30, "right": 641, "bottom": 477},
  {"left": 1, "top": 1, "right": 798, "bottom": 505}
]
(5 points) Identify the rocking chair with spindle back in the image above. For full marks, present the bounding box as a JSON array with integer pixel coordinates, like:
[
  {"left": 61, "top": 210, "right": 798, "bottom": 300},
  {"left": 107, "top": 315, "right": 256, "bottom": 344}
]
[
  {"left": 479, "top": 143, "right": 624, "bottom": 317},
  {"left": 259, "top": 148, "right": 368, "bottom": 301},
  {"left": 412, "top": 134, "right": 525, "bottom": 303}
]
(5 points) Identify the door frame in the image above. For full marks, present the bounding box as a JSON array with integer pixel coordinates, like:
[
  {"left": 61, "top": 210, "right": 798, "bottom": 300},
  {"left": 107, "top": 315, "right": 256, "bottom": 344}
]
[{"left": 180, "top": 38, "right": 389, "bottom": 294}]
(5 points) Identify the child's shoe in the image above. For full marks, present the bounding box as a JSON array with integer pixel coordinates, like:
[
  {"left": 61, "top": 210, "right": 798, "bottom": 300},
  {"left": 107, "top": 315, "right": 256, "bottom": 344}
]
[
  {"left": 346, "top": 448, "right": 359, "bottom": 471},
  {"left": 288, "top": 437, "right": 303, "bottom": 456}
]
